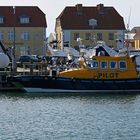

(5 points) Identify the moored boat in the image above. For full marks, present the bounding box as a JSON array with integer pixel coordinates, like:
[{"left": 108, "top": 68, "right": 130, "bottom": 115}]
[{"left": 12, "top": 51, "right": 140, "bottom": 94}]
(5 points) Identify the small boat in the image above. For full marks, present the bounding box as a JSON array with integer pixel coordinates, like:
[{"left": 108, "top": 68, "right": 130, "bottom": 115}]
[{"left": 12, "top": 49, "right": 140, "bottom": 94}]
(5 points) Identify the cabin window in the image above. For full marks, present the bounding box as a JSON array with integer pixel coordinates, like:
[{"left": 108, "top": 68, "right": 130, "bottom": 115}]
[
  {"left": 87, "top": 60, "right": 98, "bottom": 68},
  {"left": 119, "top": 61, "right": 127, "bottom": 69},
  {"left": 110, "top": 61, "right": 117, "bottom": 69},
  {"left": 101, "top": 61, "right": 108, "bottom": 69}
]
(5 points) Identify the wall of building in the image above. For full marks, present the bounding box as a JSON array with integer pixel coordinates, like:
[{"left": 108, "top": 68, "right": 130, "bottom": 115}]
[
  {"left": 57, "top": 29, "right": 125, "bottom": 50},
  {"left": 0, "top": 27, "right": 46, "bottom": 59},
  {"left": 55, "top": 25, "right": 62, "bottom": 49}
]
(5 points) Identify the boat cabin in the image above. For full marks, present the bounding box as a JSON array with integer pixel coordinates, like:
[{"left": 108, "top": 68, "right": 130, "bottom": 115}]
[{"left": 59, "top": 55, "right": 138, "bottom": 80}]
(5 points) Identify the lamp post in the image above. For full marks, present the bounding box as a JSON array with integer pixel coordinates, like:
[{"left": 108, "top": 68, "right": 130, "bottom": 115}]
[
  {"left": 43, "top": 36, "right": 47, "bottom": 56},
  {"left": 12, "top": 6, "right": 17, "bottom": 73}
]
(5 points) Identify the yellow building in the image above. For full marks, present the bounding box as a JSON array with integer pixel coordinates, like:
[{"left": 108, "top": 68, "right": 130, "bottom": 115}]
[
  {"left": 133, "top": 29, "right": 140, "bottom": 49},
  {"left": 0, "top": 6, "right": 47, "bottom": 59},
  {"left": 55, "top": 4, "right": 125, "bottom": 50},
  {"left": 134, "top": 33, "right": 140, "bottom": 49}
]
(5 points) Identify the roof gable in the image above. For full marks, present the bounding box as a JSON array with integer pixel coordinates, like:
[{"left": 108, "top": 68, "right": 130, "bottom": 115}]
[
  {"left": 56, "top": 4, "right": 125, "bottom": 30},
  {"left": 0, "top": 6, "right": 47, "bottom": 27}
]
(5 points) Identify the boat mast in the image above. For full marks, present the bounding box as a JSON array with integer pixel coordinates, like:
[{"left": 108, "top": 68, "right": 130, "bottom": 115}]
[{"left": 126, "top": 8, "right": 132, "bottom": 56}]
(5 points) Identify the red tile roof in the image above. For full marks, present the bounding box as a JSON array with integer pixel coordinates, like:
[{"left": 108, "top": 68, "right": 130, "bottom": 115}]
[
  {"left": 56, "top": 4, "right": 125, "bottom": 30},
  {"left": 0, "top": 6, "right": 47, "bottom": 27}
]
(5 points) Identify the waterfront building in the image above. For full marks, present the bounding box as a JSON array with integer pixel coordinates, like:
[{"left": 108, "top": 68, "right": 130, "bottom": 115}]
[
  {"left": 55, "top": 4, "right": 126, "bottom": 50},
  {"left": 0, "top": 6, "right": 47, "bottom": 59},
  {"left": 134, "top": 31, "right": 140, "bottom": 49},
  {"left": 130, "top": 27, "right": 140, "bottom": 49},
  {"left": 124, "top": 27, "right": 140, "bottom": 50}
]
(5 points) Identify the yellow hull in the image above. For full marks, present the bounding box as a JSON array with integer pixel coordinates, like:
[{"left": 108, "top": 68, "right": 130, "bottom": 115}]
[{"left": 59, "top": 56, "right": 138, "bottom": 80}]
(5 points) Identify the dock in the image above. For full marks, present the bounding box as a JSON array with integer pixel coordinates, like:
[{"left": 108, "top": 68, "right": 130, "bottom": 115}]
[{"left": 0, "top": 61, "right": 54, "bottom": 92}]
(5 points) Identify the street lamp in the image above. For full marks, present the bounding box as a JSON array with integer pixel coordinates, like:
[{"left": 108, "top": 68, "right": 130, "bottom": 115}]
[
  {"left": 12, "top": 6, "right": 17, "bottom": 73},
  {"left": 43, "top": 37, "right": 47, "bottom": 56}
]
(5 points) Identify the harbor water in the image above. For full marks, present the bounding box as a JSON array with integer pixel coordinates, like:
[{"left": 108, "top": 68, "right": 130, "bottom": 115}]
[{"left": 0, "top": 92, "right": 140, "bottom": 139}]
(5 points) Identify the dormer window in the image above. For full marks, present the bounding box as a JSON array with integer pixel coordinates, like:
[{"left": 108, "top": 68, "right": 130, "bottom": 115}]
[
  {"left": 0, "top": 16, "right": 4, "bottom": 24},
  {"left": 20, "top": 16, "right": 30, "bottom": 24},
  {"left": 89, "top": 19, "right": 97, "bottom": 29}
]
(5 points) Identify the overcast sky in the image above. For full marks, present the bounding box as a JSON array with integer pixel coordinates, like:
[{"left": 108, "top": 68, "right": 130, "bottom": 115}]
[{"left": 1, "top": 0, "right": 140, "bottom": 36}]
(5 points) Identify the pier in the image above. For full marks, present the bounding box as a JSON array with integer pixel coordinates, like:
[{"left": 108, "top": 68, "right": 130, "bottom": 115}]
[{"left": 0, "top": 61, "right": 51, "bottom": 92}]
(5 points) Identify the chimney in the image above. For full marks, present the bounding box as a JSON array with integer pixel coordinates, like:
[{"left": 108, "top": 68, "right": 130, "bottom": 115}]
[
  {"left": 76, "top": 4, "right": 83, "bottom": 15},
  {"left": 97, "top": 4, "right": 104, "bottom": 12}
]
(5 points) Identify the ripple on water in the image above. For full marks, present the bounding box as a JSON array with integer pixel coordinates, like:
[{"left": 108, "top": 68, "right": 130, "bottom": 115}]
[{"left": 0, "top": 93, "right": 139, "bottom": 139}]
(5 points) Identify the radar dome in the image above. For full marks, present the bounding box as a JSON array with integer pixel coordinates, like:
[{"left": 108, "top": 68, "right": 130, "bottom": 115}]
[{"left": 0, "top": 53, "right": 10, "bottom": 68}]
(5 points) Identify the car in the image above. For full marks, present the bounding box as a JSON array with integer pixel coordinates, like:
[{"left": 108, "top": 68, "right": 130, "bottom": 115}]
[{"left": 19, "top": 55, "right": 38, "bottom": 62}]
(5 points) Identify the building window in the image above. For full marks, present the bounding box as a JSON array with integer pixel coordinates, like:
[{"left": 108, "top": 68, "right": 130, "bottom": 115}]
[
  {"left": 20, "top": 46, "right": 30, "bottom": 55},
  {"left": 85, "top": 33, "right": 91, "bottom": 40},
  {"left": 97, "top": 33, "right": 102, "bottom": 40},
  {"left": 21, "top": 32, "right": 30, "bottom": 41},
  {"left": 74, "top": 33, "right": 79, "bottom": 40},
  {"left": 0, "top": 32, "right": 4, "bottom": 40},
  {"left": 8, "top": 31, "right": 15, "bottom": 41},
  {"left": 20, "top": 16, "right": 30, "bottom": 24},
  {"left": 0, "top": 16, "right": 4, "bottom": 24},
  {"left": 109, "top": 33, "right": 114, "bottom": 40}
]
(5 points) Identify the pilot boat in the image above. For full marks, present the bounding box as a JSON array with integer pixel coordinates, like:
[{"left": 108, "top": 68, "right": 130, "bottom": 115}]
[{"left": 12, "top": 52, "right": 140, "bottom": 94}]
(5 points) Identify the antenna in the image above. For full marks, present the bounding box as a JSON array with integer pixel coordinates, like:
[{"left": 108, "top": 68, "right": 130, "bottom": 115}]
[
  {"left": 127, "top": 7, "right": 131, "bottom": 31},
  {"left": 126, "top": 7, "right": 132, "bottom": 56}
]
